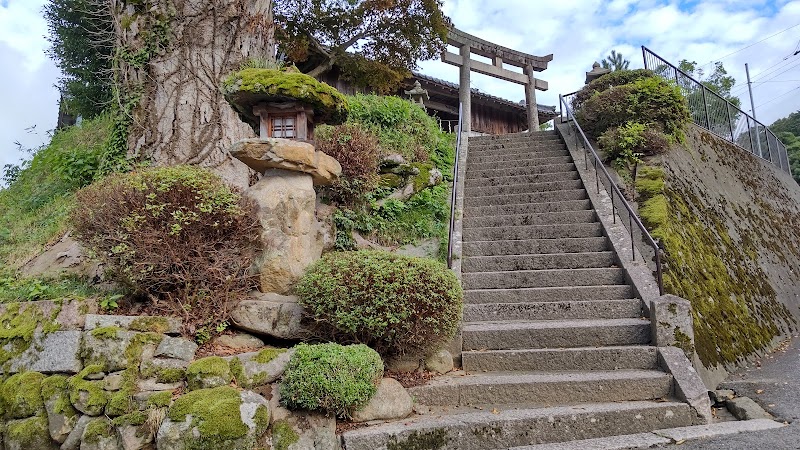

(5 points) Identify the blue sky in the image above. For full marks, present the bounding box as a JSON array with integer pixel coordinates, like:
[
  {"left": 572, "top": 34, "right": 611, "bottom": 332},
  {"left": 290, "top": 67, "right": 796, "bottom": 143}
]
[{"left": 1, "top": 0, "right": 799, "bottom": 171}]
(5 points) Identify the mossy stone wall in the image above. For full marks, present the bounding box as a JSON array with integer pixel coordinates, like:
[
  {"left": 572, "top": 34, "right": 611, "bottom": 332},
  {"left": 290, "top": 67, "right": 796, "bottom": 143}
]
[{"left": 641, "top": 126, "right": 800, "bottom": 368}]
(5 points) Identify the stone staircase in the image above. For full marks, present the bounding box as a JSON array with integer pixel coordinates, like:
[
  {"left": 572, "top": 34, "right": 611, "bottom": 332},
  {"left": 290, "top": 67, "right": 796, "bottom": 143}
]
[{"left": 340, "top": 131, "right": 699, "bottom": 449}]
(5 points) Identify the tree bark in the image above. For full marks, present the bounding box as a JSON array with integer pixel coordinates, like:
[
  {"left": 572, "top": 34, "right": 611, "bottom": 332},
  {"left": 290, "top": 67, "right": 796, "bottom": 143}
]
[{"left": 113, "top": 0, "right": 274, "bottom": 189}]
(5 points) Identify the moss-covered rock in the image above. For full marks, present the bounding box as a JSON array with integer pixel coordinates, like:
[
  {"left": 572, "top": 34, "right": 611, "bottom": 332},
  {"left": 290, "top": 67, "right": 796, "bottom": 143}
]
[
  {"left": 68, "top": 365, "right": 109, "bottom": 416},
  {"left": 271, "top": 419, "right": 299, "bottom": 450},
  {"left": 41, "top": 375, "right": 79, "bottom": 443},
  {"left": 222, "top": 68, "right": 349, "bottom": 126},
  {"left": 186, "top": 356, "right": 233, "bottom": 391},
  {"left": 6, "top": 414, "right": 58, "bottom": 450},
  {"left": 2, "top": 371, "right": 46, "bottom": 419},
  {"left": 160, "top": 386, "right": 269, "bottom": 450}
]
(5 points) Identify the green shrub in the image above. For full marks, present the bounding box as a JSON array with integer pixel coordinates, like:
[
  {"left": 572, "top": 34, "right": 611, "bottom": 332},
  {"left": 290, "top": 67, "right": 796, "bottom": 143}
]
[
  {"left": 346, "top": 94, "right": 454, "bottom": 175},
  {"left": 295, "top": 250, "right": 463, "bottom": 356},
  {"left": 70, "top": 166, "right": 259, "bottom": 335},
  {"left": 280, "top": 343, "right": 383, "bottom": 418},
  {"left": 316, "top": 124, "right": 381, "bottom": 205},
  {"left": 571, "top": 69, "right": 655, "bottom": 110},
  {"left": 576, "top": 76, "right": 690, "bottom": 142},
  {"left": 599, "top": 122, "right": 671, "bottom": 165}
]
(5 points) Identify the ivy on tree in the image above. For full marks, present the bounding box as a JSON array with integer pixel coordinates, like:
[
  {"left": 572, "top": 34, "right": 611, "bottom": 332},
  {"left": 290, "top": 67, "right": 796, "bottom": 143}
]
[{"left": 275, "top": 0, "right": 450, "bottom": 92}]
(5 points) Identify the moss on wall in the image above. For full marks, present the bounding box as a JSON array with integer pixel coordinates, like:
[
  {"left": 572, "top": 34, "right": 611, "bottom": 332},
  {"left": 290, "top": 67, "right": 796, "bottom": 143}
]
[{"left": 634, "top": 127, "right": 798, "bottom": 367}]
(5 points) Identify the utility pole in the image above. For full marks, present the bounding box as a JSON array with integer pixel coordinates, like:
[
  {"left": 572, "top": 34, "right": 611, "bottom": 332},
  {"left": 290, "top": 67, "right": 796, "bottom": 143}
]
[{"left": 745, "top": 63, "right": 763, "bottom": 157}]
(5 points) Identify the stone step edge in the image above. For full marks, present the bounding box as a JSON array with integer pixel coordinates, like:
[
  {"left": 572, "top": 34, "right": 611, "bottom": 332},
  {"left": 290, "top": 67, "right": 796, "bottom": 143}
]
[{"left": 514, "top": 419, "right": 786, "bottom": 450}]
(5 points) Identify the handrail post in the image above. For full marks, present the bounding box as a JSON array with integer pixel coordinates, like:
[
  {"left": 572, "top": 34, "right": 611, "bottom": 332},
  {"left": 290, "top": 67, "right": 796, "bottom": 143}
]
[
  {"left": 701, "top": 86, "right": 710, "bottom": 129},
  {"left": 726, "top": 101, "right": 735, "bottom": 142}
]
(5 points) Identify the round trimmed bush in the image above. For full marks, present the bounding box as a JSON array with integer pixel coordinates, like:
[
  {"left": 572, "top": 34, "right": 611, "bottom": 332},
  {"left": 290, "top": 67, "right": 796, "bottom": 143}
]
[
  {"left": 70, "top": 166, "right": 259, "bottom": 334},
  {"left": 280, "top": 343, "right": 383, "bottom": 418},
  {"left": 571, "top": 69, "right": 655, "bottom": 110},
  {"left": 295, "top": 250, "right": 463, "bottom": 357},
  {"left": 576, "top": 76, "right": 690, "bottom": 141}
]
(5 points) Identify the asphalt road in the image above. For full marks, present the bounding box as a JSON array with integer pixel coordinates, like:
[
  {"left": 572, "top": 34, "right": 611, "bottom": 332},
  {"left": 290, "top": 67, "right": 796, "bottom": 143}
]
[{"left": 662, "top": 336, "right": 800, "bottom": 449}]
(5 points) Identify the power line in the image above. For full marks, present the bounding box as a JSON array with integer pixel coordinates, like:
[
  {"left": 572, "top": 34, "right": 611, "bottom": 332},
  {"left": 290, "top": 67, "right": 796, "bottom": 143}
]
[
  {"left": 755, "top": 85, "right": 800, "bottom": 108},
  {"left": 700, "top": 22, "right": 800, "bottom": 69},
  {"left": 730, "top": 58, "right": 800, "bottom": 95}
]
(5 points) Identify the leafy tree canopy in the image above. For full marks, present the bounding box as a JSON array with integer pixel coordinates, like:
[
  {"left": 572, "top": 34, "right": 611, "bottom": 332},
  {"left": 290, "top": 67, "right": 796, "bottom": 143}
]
[
  {"left": 678, "top": 60, "right": 740, "bottom": 107},
  {"left": 771, "top": 110, "right": 800, "bottom": 136},
  {"left": 601, "top": 50, "right": 630, "bottom": 71},
  {"left": 274, "top": 0, "right": 451, "bottom": 91},
  {"left": 43, "top": 0, "right": 114, "bottom": 119}
]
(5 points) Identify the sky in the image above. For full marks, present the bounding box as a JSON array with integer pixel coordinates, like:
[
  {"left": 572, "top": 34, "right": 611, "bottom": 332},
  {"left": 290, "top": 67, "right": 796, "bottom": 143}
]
[{"left": 1, "top": 0, "right": 800, "bottom": 172}]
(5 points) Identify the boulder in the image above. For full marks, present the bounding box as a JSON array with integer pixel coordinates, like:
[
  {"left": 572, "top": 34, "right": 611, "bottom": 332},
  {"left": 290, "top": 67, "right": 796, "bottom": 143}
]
[
  {"left": 154, "top": 337, "right": 198, "bottom": 362},
  {"left": 726, "top": 396, "right": 773, "bottom": 420},
  {"left": 230, "top": 138, "right": 342, "bottom": 185},
  {"left": 80, "top": 417, "right": 121, "bottom": 450},
  {"left": 10, "top": 330, "right": 83, "bottom": 374},
  {"left": 385, "top": 355, "right": 423, "bottom": 373},
  {"left": 351, "top": 378, "right": 413, "bottom": 423},
  {"left": 269, "top": 385, "right": 337, "bottom": 450},
  {"left": 21, "top": 233, "right": 102, "bottom": 280},
  {"left": 246, "top": 169, "right": 325, "bottom": 294},
  {"left": 425, "top": 349, "right": 454, "bottom": 374},
  {"left": 231, "top": 293, "right": 309, "bottom": 339},
  {"left": 42, "top": 375, "right": 79, "bottom": 443},
  {"left": 81, "top": 330, "right": 137, "bottom": 372},
  {"left": 212, "top": 333, "right": 265, "bottom": 350},
  {"left": 226, "top": 348, "right": 294, "bottom": 388},
  {"left": 156, "top": 387, "right": 270, "bottom": 450},
  {"left": 85, "top": 315, "right": 182, "bottom": 335},
  {"left": 116, "top": 424, "right": 153, "bottom": 450},
  {"left": 5, "top": 415, "right": 58, "bottom": 450},
  {"left": 186, "top": 356, "right": 233, "bottom": 391}
]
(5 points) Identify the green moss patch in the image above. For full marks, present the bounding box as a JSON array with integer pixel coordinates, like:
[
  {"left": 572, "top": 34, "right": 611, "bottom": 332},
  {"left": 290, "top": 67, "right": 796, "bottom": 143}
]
[
  {"left": 271, "top": 419, "right": 299, "bottom": 450},
  {"left": 0, "top": 302, "right": 62, "bottom": 370},
  {"left": 223, "top": 68, "right": 348, "bottom": 125},
  {"left": 69, "top": 364, "right": 109, "bottom": 416},
  {"left": 252, "top": 348, "right": 286, "bottom": 365},
  {"left": 90, "top": 325, "right": 121, "bottom": 339},
  {"left": 1, "top": 371, "right": 45, "bottom": 419},
  {"left": 6, "top": 414, "right": 53, "bottom": 448},
  {"left": 82, "top": 417, "right": 114, "bottom": 444},
  {"left": 128, "top": 316, "right": 171, "bottom": 334},
  {"left": 167, "top": 386, "right": 249, "bottom": 445},
  {"left": 635, "top": 162, "right": 795, "bottom": 366},
  {"left": 186, "top": 356, "right": 233, "bottom": 391}
]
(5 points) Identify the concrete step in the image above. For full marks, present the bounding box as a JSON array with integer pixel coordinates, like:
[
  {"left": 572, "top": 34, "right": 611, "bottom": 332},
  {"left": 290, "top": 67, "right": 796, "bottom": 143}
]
[
  {"left": 463, "top": 237, "right": 609, "bottom": 257},
  {"left": 467, "top": 156, "right": 573, "bottom": 170},
  {"left": 340, "top": 401, "right": 693, "bottom": 450},
  {"left": 464, "top": 188, "right": 587, "bottom": 207},
  {"left": 469, "top": 149, "right": 570, "bottom": 163},
  {"left": 409, "top": 370, "right": 673, "bottom": 407},
  {"left": 465, "top": 171, "right": 580, "bottom": 188},
  {"left": 463, "top": 210, "right": 597, "bottom": 229},
  {"left": 463, "top": 318, "right": 651, "bottom": 350},
  {"left": 463, "top": 268, "right": 625, "bottom": 290},
  {"left": 466, "top": 163, "right": 577, "bottom": 179},
  {"left": 463, "top": 299, "right": 643, "bottom": 322},
  {"left": 469, "top": 141, "right": 566, "bottom": 154},
  {"left": 464, "top": 199, "right": 591, "bottom": 217},
  {"left": 462, "top": 252, "right": 616, "bottom": 273},
  {"left": 465, "top": 285, "right": 634, "bottom": 304},
  {"left": 470, "top": 130, "right": 559, "bottom": 143},
  {"left": 462, "top": 346, "right": 658, "bottom": 372},
  {"left": 466, "top": 179, "right": 585, "bottom": 198},
  {"left": 463, "top": 223, "right": 603, "bottom": 242}
]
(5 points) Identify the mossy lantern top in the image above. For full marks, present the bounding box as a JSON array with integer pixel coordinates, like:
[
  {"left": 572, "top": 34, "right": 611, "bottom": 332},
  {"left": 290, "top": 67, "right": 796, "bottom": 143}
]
[{"left": 223, "top": 68, "right": 349, "bottom": 141}]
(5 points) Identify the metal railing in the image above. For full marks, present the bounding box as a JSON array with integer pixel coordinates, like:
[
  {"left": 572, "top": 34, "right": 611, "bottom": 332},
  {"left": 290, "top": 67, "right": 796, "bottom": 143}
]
[
  {"left": 642, "top": 46, "right": 791, "bottom": 174},
  {"left": 447, "top": 103, "right": 464, "bottom": 269},
  {"left": 559, "top": 95, "right": 664, "bottom": 295}
]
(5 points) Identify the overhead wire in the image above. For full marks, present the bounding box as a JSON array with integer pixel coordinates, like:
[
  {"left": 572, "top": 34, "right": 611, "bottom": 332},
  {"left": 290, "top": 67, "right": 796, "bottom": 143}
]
[
  {"left": 755, "top": 84, "right": 800, "bottom": 108},
  {"left": 698, "top": 22, "right": 800, "bottom": 69}
]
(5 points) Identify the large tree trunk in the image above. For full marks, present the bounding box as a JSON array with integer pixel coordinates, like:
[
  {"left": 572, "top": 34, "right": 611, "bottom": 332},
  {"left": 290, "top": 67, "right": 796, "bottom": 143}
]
[{"left": 113, "top": 0, "right": 274, "bottom": 189}]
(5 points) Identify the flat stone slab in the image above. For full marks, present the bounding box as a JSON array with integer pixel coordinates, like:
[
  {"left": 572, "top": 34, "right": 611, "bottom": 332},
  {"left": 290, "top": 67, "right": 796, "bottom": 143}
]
[
  {"left": 514, "top": 432, "right": 671, "bottom": 449},
  {"left": 9, "top": 331, "right": 83, "bottom": 374},
  {"left": 653, "top": 418, "right": 785, "bottom": 441},
  {"left": 726, "top": 396, "right": 773, "bottom": 420},
  {"left": 85, "top": 314, "right": 182, "bottom": 335},
  {"left": 229, "top": 138, "right": 341, "bottom": 185}
]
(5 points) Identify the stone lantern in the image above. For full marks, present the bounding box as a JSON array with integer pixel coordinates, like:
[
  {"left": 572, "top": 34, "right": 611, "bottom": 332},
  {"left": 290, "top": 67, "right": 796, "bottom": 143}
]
[
  {"left": 585, "top": 61, "right": 612, "bottom": 84},
  {"left": 405, "top": 80, "right": 430, "bottom": 107},
  {"left": 222, "top": 68, "right": 348, "bottom": 294}
]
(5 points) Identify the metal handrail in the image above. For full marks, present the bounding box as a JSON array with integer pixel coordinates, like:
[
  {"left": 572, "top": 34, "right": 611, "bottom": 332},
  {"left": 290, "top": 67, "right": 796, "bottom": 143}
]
[
  {"left": 559, "top": 95, "right": 664, "bottom": 296},
  {"left": 642, "top": 46, "right": 791, "bottom": 174},
  {"left": 447, "top": 103, "right": 464, "bottom": 269}
]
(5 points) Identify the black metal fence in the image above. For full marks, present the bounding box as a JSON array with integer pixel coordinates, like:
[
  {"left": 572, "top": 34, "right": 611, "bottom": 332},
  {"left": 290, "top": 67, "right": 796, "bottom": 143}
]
[{"left": 642, "top": 46, "right": 790, "bottom": 174}]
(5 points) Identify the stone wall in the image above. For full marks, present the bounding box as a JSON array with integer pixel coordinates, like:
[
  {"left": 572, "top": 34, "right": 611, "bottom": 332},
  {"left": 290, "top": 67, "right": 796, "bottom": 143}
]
[
  {"left": 0, "top": 300, "right": 339, "bottom": 450},
  {"left": 653, "top": 126, "right": 800, "bottom": 383}
]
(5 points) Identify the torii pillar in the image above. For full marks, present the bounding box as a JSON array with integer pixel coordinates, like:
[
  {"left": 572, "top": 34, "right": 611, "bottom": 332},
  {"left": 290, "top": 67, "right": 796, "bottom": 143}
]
[{"left": 443, "top": 28, "right": 553, "bottom": 133}]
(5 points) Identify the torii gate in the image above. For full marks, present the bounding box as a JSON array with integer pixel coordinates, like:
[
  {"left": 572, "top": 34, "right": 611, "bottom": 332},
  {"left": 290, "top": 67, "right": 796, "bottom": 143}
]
[{"left": 442, "top": 28, "right": 552, "bottom": 134}]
